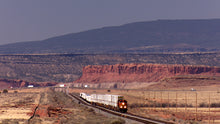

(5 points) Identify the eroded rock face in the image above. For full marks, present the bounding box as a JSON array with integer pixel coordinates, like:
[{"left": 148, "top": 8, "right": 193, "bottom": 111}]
[
  {"left": 0, "top": 79, "right": 58, "bottom": 89},
  {"left": 75, "top": 63, "right": 220, "bottom": 83},
  {"left": 0, "top": 79, "right": 29, "bottom": 89}
]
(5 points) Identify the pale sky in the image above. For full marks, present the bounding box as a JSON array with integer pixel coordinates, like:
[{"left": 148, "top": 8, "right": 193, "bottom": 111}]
[{"left": 0, "top": 0, "right": 220, "bottom": 45}]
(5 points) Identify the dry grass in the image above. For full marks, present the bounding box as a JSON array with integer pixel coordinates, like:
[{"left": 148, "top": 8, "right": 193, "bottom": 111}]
[
  {"left": 9, "top": 87, "right": 49, "bottom": 93},
  {"left": 0, "top": 88, "right": 126, "bottom": 124},
  {"left": 28, "top": 88, "right": 127, "bottom": 124},
  {"left": 0, "top": 88, "right": 127, "bottom": 124},
  {"left": 70, "top": 87, "right": 220, "bottom": 123},
  {"left": 0, "top": 92, "right": 41, "bottom": 124}
]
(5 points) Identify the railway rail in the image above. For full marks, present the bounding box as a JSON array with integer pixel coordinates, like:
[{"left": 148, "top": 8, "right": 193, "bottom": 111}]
[{"left": 68, "top": 93, "right": 174, "bottom": 124}]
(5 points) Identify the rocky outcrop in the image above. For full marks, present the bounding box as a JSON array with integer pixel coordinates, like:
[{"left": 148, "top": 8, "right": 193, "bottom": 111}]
[
  {"left": 0, "top": 79, "right": 57, "bottom": 89},
  {"left": 75, "top": 63, "right": 220, "bottom": 83},
  {"left": 0, "top": 79, "right": 28, "bottom": 89}
]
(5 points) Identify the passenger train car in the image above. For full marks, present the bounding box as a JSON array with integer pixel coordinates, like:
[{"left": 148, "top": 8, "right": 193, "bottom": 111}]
[{"left": 80, "top": 93, "right": 127, "bottom": 113}]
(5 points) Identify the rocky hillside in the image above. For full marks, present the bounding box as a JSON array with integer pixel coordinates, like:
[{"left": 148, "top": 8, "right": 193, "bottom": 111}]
[
  {"left": 0, "top": 79, "right": 28, "bottom": 89},
  {"left": 1, "top": 19, "right": 220, "bottom": 54},
  {"left": 0, "top": 52, "right": 219, "bottom": 83},
  {"left": 75, "top": 63, "right": 220, "bottom": 83}
]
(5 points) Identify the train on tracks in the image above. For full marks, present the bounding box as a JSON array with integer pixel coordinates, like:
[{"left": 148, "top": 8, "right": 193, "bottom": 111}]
[{"left": 80, "top": 93, "right": 127, "bottom": 113}]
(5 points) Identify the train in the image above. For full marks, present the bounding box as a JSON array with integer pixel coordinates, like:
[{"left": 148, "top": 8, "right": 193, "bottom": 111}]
[{"left": 80, "top": 93, "right": 128, "bottom": 113}]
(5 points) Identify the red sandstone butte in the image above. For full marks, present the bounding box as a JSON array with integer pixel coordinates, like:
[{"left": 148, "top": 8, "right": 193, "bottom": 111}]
[{"left": 75, "top": 63, "right": 220, "bottom": 83}]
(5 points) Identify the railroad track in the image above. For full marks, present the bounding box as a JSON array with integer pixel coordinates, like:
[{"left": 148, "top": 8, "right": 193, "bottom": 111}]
[{"left": 68, "top": 93, "right": 174, "bottom": 124}]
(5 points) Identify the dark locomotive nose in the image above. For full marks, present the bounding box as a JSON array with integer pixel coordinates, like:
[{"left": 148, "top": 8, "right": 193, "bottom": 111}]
[{"left": 118, "top": 100, "right": 127, "bottom": 112}]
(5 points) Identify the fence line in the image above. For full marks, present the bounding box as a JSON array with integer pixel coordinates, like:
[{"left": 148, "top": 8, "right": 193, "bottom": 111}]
[{"left": 132, "top": 90, "right": 220, "bottom": 123}]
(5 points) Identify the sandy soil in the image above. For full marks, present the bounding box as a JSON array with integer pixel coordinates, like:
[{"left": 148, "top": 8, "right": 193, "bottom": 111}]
[
  {"left": 70, "top": 83, "right": 220, "bottom": 124},
  {"left": 0, "top": 88, "right": 127, "bottom": 124},
  {"left": 2, "top": 78, "right": 220, "bottom": 124},
  {"left": 0, "top": 92, "right": 41, "bottom": 124}
]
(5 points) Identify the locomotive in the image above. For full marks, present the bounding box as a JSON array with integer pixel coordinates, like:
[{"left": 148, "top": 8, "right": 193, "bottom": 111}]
[{"left": 80, "top": 93, "right": 127, "bottom": 113}]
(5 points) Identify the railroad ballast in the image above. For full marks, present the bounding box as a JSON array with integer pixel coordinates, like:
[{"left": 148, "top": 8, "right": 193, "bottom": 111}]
[{"left": 80, "top": 93, "right": 127, "bottom": 113}]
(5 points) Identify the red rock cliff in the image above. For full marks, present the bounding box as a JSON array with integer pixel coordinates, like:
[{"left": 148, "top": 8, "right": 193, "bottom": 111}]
[{"left": 75, "top": 63, "right": 220, "bottom": 83}]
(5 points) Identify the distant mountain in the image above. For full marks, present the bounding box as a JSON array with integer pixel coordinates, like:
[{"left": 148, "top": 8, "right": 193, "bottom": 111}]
[{"left": 1, "top": 19, "right": 220, "bottom": 54}]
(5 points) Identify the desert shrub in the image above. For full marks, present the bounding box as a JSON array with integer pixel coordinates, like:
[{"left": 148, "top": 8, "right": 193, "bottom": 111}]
[
  {"left": 188, "top": 104, "right": 193, "bottom": 107},
  {"left": 107, "top": 89, "right": 111, "bottom": 92},
  {"left": 14, "top": 90, "right": 18, "bottom": 93},
  {"left": 87, "top": 108, "right": 95, "bottom": 113},
  {"left": 155, "top": 102, "right": 161, "bottom": 107},
  {"left": 130, "top": 103, "right": 141, "bottom": 108},
  {"left": 211, "top": 102, "right": 220, "bottom": 107},
  {"left": 129, "top": 103, "right": 138, "bottom": 108},
  {"left": 139, "top": 103, "right": 145, "bottom": 107},
  {"left": 111, "top": 119, "right": 125, "bottom": 124},
  {"left": 2, "top": 119, "right": 19, "bottom": 124},
  {"left": 149, "top": 103, "right": 154, "bottom": 107},
  {"left": 3, "top": 89, "right": 8, "bottom": 93},
  {"left": 199, "top": 102, "right": 208, "bottom": 107},
  {"left": 178, "top": 103, "right": 185, "bottom": 107},
  {"left": 171, "top": 103, "right": 177, "bottom": 107},
  {"left": 178, "top": 103, "right": 193, "bottom": 107},
  {"left": 129, "top": 103, "right": 150, "bottom": 108},
  {"left": 28, "top": 118, "right": 42, "bottom": 124},
  {"left": 130, "top": 102, "right": 177, "bottom": 108},
  {"left": 130, "top": 102, "right": 198, "bottom": 109},
  {"left": 162, "top": 103, "right": 169, "bottom": 108}
]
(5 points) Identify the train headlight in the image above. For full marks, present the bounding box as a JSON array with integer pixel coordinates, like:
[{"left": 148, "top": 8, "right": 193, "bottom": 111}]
[
  {"left": 122, "top": 102, "right": 125, "bottom": 105},
  {"left": 120, "top": 106, "right": 123, "bottom": 108},
  {"left": 124, "top": 106, "right": 127, "bottom": 108}
]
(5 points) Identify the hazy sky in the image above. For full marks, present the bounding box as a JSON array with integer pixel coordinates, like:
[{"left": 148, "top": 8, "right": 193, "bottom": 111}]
[{"left": 0, "top": 0, "right": 220, "bottom": 45}]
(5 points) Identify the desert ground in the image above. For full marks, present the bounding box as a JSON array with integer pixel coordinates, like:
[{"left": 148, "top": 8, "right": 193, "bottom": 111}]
[
  {"left": 1, "top": 76, "right": 220, "bottom": 124},
  {"left": 70, "top": 78, "right": 220, "bottom": 124},
  {"left": 0, "top": 88, "right": 126, "bottom": 124}
]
